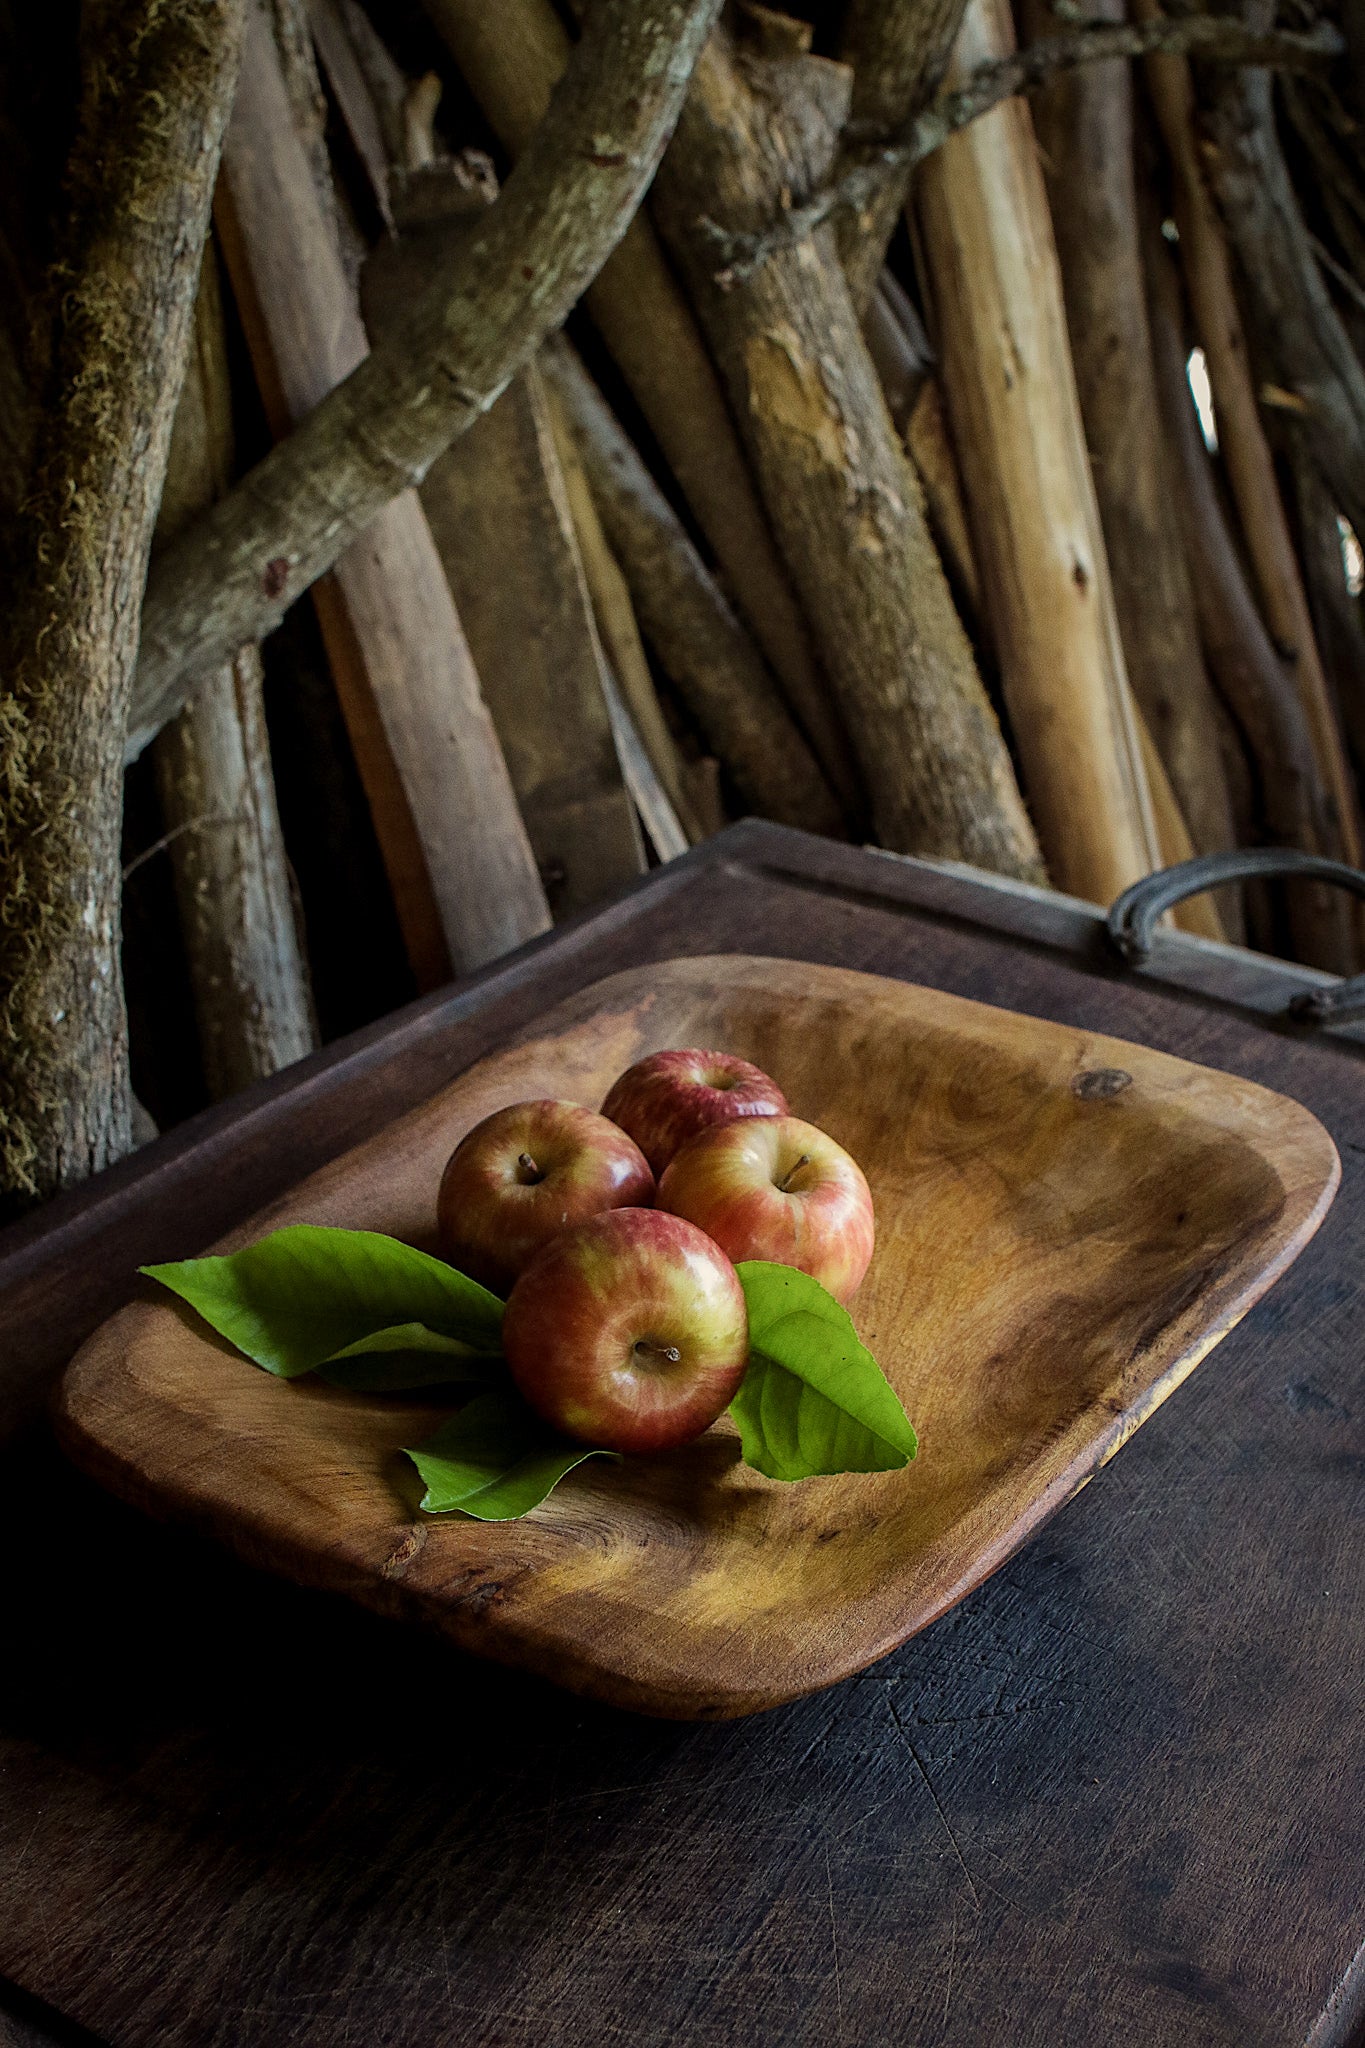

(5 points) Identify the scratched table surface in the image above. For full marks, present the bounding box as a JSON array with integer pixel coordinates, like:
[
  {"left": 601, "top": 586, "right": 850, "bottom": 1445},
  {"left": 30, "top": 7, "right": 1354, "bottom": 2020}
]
[{"left": 0, "top": 824, "right": 1362, "bottom": 2048}]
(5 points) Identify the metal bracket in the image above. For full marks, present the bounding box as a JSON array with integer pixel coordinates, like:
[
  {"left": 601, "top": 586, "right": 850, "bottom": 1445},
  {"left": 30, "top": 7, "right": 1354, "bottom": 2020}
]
[{"left": 1107, "top": 850, "right": 1365, "bottom": 1026}]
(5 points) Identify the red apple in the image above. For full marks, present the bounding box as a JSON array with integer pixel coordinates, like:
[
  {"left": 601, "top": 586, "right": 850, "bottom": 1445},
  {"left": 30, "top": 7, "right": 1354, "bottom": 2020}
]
[
  {"left": 502, "top": 1208, "right": 749, "bottom": 1453},
  {"left": 437, "top": 1099, "right": 654, "bottom": 1294},
  {"left": 600, "top": 1048, "right": 789, "bottom": 1177},
  {"left": 657, "top": 1114, "right": 875, "bottom": 1304}
]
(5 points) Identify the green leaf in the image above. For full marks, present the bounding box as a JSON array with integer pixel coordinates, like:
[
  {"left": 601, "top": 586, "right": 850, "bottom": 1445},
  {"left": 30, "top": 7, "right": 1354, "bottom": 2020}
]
[
  {"left": 731, "top": 1262, "right": 918, "bottom": 1482},
  {"left": 318, "top": 1325, "right": 501, "bottom": 1393},
  {"left": 406, "top": 1389, "right": 619, "bottom": 1520},
  {"left": 142, "top": 1225, "right": 504, "bottom": 1378}
]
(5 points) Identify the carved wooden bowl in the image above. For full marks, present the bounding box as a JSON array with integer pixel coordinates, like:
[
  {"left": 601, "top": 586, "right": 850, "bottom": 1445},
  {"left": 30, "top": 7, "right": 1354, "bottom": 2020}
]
[{"left": 58, "top": 957, "right": 1339, "bottom": 1718}]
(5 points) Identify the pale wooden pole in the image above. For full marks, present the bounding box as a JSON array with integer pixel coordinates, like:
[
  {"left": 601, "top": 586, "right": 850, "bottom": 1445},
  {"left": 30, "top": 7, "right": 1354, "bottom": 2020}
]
[{"left": 915, "top": 0, "right": 1164, "bottom": 909}]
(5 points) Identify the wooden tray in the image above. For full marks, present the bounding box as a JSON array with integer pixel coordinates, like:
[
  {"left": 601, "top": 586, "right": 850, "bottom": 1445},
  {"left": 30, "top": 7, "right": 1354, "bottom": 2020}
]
[{"left": 57, "top": 956, "right": 1339, "bottom": 1719}]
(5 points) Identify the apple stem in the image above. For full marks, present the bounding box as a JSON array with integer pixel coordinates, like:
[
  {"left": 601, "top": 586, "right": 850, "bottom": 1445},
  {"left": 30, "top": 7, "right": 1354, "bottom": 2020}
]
[
  {"left": 516, "top": 1151, "right": 544, "bottom": 1185},
  {"left": 634, "top": 1340, "right": 682, "bottom": 1365},
  {"left": 777, "top": 1153, "right": 812, "bottom": 1193}
]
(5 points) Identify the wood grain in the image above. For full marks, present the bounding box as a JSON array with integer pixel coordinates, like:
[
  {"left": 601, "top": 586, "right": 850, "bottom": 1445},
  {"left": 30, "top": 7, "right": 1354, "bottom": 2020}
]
[
  {"left": 915, "top": 0, "right": 1164, "bottom": 907},
  {"left": 58, "top": 957, "right": 1336, "bottom": 1719},
  {"left": 421, "top": 0, "right": 857, "bottom": 810},
  {"left": 1, "top": 825, "right": 1364, "bottom": 2046},
  {"left": 215, "top": 0, "right": 549, "bottom": 985}
]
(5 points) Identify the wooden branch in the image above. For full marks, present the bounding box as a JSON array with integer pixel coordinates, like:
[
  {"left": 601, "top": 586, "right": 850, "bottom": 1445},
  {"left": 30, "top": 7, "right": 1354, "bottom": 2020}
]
[
  {"left": 543, "top": 386, "right": 704, "bottom": 849},
  {"left": 652, "top": 25, "right": 1045, "bottom": 880},
  {"left": 1144, "top": 208, "right": 1357, "bottom": 972},
  {"left": 0, "top": 0, "right": 245, "bottom": 1207},
  {"left": 837, "top": 0, "right": 970, "bottom": 313},
  {"left": 421, "top": 0, "right": 860, "bottom": 814},
  {"left": 359, "top": 155, "right": 647, "bottom": 919},
  {"left": 214, "top": 0, "right": 548, "bottom": 985},
  {"left": 708, "top": 14, "right": 1342, "bottom": 280},
  {"left": 152, "top": 246, "right": 317, "bottom": 1096},
  {"left": 541, "top": 338, "right": 844, "bottom": 835},
  {"left": 127, "top": 0, "right": 725, "bottom": 753},
  {"left": 1202, "top": 41, "right": 1365, "bottom": 550},
  {"left": 1139, "top": 9, "right": 1363, "bottom": 878},
  {"left": 1028, "top": 0, "right": 1239, "bottom": 917},
  {"left": 915, "top": 0, "right": 1163, "bottom": 908}
]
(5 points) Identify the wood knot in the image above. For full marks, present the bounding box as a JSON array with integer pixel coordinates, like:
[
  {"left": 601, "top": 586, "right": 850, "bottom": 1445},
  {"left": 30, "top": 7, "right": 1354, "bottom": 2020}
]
[
  {"left": 382, "top": 1526, "right": 426, "bottom": 1578},
  {"left": 1072, "top": 1067, "right": 1133, "bottom": 1101}
]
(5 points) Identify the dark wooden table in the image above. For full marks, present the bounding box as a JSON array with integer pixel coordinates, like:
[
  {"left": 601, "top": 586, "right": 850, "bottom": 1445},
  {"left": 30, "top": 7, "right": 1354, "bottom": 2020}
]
[{"left": 1, "top": 823, "right": 1362, "bottom": 2048}]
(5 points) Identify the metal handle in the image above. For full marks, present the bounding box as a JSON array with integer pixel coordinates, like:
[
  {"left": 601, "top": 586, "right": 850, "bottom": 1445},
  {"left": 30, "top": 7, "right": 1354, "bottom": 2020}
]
[{"left": 1107, "top": 849, "right": 1365, "bottom": 1026}]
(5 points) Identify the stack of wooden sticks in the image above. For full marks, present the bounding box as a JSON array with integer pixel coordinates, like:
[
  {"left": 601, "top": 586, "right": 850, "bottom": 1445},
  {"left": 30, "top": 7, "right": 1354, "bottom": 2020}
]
[{"left": 3, "top": 0, "right": 1364, "bottom": 1201}]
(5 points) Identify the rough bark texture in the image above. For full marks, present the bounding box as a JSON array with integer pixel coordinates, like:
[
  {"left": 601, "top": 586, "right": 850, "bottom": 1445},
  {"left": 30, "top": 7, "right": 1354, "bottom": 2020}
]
[
  {"left": 837, "top": 0, "right": 970, "bottom": 313},
  {"left": 128, "top": 0, "right": 725, "bottom": 752},
  {"left": 915, "top": 0, "right": 1161, "bottom": 907},
  {"left": 1028, "top": 0, "right": 1239, "bottom": 916},
  {"left": 0, "top": 0, "right": 246, "bottom": 1208},
  {"left": 215, "top": 0, "right": 549, "bottom": 985},
  {"left": 151, "top": 245, "right": 316, "bottom": 1096},
  {"left": 1144, "top": 210, "right": 1356, "bottom": 970},
  {"left": 718, "top": 14, "right": 1342, "bottom": 282},
  {"left": 420, "top": 0, "right": 859, "bottom": 813},
  {"left": 153, "top": 649, "right": 317, "bottom": 1096},
  {"left": 652, "top": 24, "right": 1044, "bottom": 880},
  {"left": 1139, "top": 13, "right": 1363, "bottom": 877},
  {"left": 541, "top": 338, "right": 843, "bottom": 835},
  {"left": 1202, "top": 38, "right": 1365, "bottom": 549}
]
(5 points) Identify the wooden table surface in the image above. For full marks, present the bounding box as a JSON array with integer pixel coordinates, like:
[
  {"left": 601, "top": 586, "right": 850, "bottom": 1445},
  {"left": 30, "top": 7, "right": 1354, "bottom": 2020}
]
[{"left": 1, "top": 823, "right": 1362, "bottom": 2048}]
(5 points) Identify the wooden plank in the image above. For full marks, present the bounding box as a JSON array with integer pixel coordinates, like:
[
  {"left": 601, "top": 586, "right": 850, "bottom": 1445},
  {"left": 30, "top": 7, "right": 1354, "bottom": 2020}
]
[
  {"left": 362, "top": 195, "right": 646, "bottom": 918},
  {"left": 345, "top": 44, "right": 646, "bottom": 916},
  {"left": 0, "top": 824, "right": 1362, "bottom": 2046},
  {"left": 216, "top": 0, "right": 549, "bottom": 987},
  {"left": 417, "top": 358, "right": 648, "bottom": 914}
]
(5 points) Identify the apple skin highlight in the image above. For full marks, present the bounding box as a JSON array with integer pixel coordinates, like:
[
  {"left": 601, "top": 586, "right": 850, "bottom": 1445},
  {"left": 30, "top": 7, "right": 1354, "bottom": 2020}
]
[
  {"left": 437, "top": 1099, "right": 654, "bottom": 1295},
  {"left": 503, "top": 1208, "right": 750, "bottom": 1454},
  {"left": 600, "top": 1048, "right": 788, "bottom": 1177},
  {"left": 657, "top": 1114, "right": 875, "bottom": 1305}
]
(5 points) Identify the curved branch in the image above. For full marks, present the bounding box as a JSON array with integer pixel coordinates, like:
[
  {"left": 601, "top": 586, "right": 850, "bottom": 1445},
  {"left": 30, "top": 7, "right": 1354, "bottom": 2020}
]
[
  {"left": 705, "top": 13, "right": 1342, "bottom": 280},
  {"left": 129, "top": 0, "right": 723, "bottom": 755}
]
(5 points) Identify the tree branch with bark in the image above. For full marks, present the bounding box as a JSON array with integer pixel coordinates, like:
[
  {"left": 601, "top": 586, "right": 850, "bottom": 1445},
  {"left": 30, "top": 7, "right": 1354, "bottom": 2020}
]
[
  {"left": 1, "top": 0, "right": 247, "bottom": 1208},
  {"left": 129, "top": 0, "right": 725, "bottom": 754},
  {"left": 705, "top": 12, "right": 1343, "bottom": 281}
]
